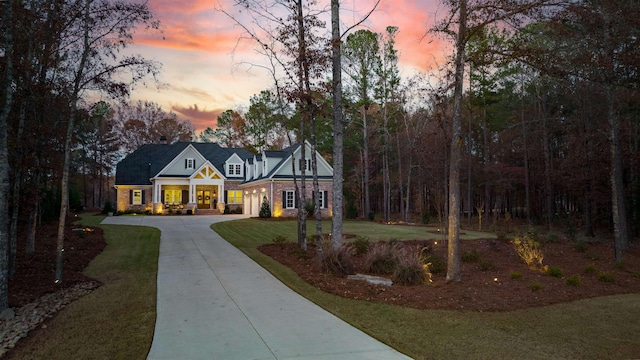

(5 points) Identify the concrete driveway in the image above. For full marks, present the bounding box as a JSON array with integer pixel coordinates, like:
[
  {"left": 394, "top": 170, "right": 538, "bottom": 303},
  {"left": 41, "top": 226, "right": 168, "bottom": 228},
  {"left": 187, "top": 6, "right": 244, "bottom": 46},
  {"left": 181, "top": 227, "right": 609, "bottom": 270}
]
[{"left": 101, "top": 215, "right": 412, "bottom": 360}]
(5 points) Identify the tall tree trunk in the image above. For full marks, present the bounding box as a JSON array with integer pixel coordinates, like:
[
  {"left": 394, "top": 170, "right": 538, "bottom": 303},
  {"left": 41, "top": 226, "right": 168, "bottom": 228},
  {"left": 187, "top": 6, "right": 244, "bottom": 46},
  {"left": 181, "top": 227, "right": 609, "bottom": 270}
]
[
  {"left": 521, "top": 80, "right": 531, "bottom": 223},
  {"left": 0, "top": 0, "right": 14, "bottom": 311},
  {"left": 295, "top": 0, "right": 308, "bottom": 249},
  {"left": 446, "top": 0, "right": 466, "bottom": 283},
  {"left": 330, "top": 0, "right": 344, "bottom": 249},
  {"left": 397, "top": 132, "right": 405, "bottom": 222},
  {"left": 363, "top": 108, "right": 371, "bottom": 218},
  {"left": 539, "top": 88, "right": 553, "bottom": 231},
  {"left": 56, "top": 0, "right": 92, "bottom": 283}
]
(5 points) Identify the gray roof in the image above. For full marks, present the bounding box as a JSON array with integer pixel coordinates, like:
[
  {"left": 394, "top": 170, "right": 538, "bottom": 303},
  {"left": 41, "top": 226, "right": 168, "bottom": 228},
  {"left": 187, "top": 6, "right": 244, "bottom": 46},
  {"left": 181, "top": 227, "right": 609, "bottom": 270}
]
[{"left": 115, "top": 142, "right": 253, "bottom": 185}]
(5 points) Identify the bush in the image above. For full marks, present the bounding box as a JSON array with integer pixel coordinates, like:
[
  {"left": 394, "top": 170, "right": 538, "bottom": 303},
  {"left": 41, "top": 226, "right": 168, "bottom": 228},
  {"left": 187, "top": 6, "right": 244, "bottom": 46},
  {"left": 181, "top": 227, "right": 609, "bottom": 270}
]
[
  {"left": 318, "top": 240, "right": 354, "bottom": 276},
  {"left": 223, "top": 205, "right": 230, "bottom": 214},
  {"left": 423, "top": 253, "right": 446, "bottom": 274},
  {"left": 305, "top": 201, "right": 316, "bottom": 217},
  {"left": 461, "top": 249, "right": 481, "bottom": 263},
  {"left": 573, "top": 240, "right": 588, "bottom": 252},
  {"left": 544, "top": 233, "right": 560, "bottom": 244},
  {"left": 368, "top": 212, "right": 375, "bottom": 221},
  {"left": 351, "top": 237, "right": 370, "bottom": 256},
  {"left": 101, "top": 201, "right": 115, "bottom": 214},
  {"left": 510, "top": 271, "right": 523, "bottom": 280},
  {"left": 364, "top": 242, "right": 401, "bottom": 275},
  {"left": 512, "top": 234, "right": 544, "bottom": 269},
  {"left": 259, "top": 199, "right": 271, "bottom": 217},
  {"left": 584, "top": 264, "right": 598, "bottom": 274},
  {"left": 392, "top": 248, "right": 432, "bottom": 286},
  {"left": 421, "top": 212, "right": 430, "bottom": 225},
  {"left": 566, "top": 274, "right": 581, "bottom": 286},
  {"left": 546, "top": 267, "right": 564, "bottom": 278},
  {"left": 598, "top": 272, "right": 615, "bottom": 283},
  {"left": 346, "top": 198, "right": 357, "bottom": 219},
  {"left": 478, "top": 260, "right": 495, "bottom": 271},
  {"left": 530, "top": 281, "right": 543, "bottom": 291},
  {"left": 273, "top": 235, "right": 287, "bottom": 244}
]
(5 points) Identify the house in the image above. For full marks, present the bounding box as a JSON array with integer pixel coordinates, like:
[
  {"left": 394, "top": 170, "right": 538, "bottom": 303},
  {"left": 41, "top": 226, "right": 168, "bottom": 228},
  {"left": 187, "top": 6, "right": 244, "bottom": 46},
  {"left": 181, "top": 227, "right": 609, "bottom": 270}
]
[{"left": 114, "top": 141, "right": 333, "bottom": 217}]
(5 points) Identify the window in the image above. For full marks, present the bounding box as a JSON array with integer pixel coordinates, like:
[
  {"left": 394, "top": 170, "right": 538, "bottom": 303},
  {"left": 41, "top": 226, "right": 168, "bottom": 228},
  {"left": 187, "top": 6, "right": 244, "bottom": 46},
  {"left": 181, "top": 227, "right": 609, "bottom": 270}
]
[
  {"left": 164, "top": 190, "right": 182, "bottom": 204},
  {"left": 284, "top": 190, "right": 296, "bottom": 209},
  {"left": 317, "top": 191, "right": 325, "bottom": 209},
  {"left": 298, "top": 158, "right": 311, "bottom": 172},
  {"left": 185, "top": 158, "right": 196, "bottom": 169},
  {"left": 227, "top": 163, "right": 242, "bottom": 176},
  {"left": 131, "top": 190, "right": 143, "bottom": 205},
  {"left": 227, "top": 190, "right": 243, "bottom": 204}
]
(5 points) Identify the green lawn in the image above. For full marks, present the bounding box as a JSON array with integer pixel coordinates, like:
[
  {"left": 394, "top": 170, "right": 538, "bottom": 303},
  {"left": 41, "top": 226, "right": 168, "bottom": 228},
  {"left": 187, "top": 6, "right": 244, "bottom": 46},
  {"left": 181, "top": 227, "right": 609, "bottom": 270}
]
[
  {"left": 9, "top": 215, "right": 159, "bottom": 360},
  {"left": 213, "top": 218, "right": 640, "bottom": 360}
]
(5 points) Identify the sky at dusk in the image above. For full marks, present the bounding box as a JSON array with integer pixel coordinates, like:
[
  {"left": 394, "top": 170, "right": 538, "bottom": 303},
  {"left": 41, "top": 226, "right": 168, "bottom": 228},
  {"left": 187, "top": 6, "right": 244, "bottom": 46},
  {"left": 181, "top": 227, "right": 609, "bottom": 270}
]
[{"left": 128, "top": 0, "right": 449, "bottom": 132}]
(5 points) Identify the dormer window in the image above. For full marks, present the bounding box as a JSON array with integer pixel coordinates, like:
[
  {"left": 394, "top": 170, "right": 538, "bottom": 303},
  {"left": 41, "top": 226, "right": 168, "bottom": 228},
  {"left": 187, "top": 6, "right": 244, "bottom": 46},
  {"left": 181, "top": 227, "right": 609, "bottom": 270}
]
[
  {"left": 227, "top": 163, "right": 242, "bottom": 176},
  {"left": 185, "top": 158, "right": 196, "bottom": 169}
]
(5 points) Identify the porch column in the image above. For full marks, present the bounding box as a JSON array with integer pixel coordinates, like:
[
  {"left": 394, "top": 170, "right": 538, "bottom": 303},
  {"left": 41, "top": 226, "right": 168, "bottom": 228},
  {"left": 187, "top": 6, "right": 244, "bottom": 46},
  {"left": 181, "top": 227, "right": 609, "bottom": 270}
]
[{"left": 218, "top": 182, "right": 224, "bottom": 208}]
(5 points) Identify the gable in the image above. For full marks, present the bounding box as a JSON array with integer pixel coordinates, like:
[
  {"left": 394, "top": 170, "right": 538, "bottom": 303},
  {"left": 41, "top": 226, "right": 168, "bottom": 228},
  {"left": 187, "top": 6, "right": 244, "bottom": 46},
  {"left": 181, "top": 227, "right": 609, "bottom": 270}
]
[
  {"left": 159, "top": 145, "right": 206, "bottom": 177},
  {"left": 192, "top": 163, "right": 223, "bottom": 180},
  {"left": 271, "top": 142, "right": 333, "bottom": 178}
]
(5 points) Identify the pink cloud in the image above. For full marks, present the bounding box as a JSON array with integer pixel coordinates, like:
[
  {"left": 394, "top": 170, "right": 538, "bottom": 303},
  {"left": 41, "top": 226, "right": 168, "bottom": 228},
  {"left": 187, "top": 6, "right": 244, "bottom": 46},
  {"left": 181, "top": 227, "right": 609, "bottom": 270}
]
[{"left": 171, "top": 103, "right": 225, "bottom": 131}]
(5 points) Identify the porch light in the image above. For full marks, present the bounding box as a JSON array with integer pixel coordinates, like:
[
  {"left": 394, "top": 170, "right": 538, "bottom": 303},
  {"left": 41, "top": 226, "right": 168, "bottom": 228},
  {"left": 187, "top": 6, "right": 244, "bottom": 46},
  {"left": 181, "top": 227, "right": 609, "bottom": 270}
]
[
  {"left": 252, "top": 189, "right": 256, "bottom": 193},
  {"left": 261, "top": 188, "right": 266, "bottom": 192},
  {"left": 245, "top": 191, "right": 249, "bottom": 194}
]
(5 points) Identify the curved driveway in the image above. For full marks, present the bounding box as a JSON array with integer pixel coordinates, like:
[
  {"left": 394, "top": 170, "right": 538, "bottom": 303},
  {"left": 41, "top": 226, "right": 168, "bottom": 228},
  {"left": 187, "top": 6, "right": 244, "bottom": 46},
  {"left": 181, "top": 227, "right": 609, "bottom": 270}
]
[{"left": 101, "top": 215, "right": 411, "bottom": 360}]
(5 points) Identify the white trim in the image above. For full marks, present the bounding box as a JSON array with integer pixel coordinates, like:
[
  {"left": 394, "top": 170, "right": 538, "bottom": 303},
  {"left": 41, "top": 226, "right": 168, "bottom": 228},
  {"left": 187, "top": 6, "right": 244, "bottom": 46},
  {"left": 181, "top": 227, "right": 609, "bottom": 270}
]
[{"left": 154, "top": 144, "right": 207, "bottom": 178}]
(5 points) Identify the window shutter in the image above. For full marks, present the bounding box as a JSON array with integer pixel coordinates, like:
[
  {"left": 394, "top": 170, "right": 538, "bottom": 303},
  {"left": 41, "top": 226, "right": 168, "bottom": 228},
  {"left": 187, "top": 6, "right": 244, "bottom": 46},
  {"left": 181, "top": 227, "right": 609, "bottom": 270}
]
[
  {"left": 141, "top": 190, "right": 145, "bottom": 204},
  {"left": 295, "top": 191, "right": 299, "bottom": 209},
  {"left": 224, "top": 191, "right": 228, "bottom": 203},
  {"left": 161, "top": 190, "right": 165, "bottom": 203},
  {"left": 185, "top": 159, "right": 188, "bottom": 168},
  {"left": 282, "top": 191, "right": 286, "bottom": 208},
  {"left": 323, "top": 191, "right": 328, "bottom": 208},
  {"left": 129, "top": 190, "right": 133, "bottom": 204},
  {"left": 182, "top": 190, "right": 188, "bottom": 204}
]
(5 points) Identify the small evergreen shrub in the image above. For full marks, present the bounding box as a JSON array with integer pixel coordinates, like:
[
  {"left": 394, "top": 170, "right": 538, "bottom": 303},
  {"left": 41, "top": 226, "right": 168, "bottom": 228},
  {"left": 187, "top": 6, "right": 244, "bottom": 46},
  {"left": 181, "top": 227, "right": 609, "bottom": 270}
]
[
  {"left": 351, "top": 237, "right": 370, "bottom": 256},
  {"left": 510, "top": 271, "right": 523, "bottom": 280},
  {"left": 544, "top": 233, "right": 560, "bottom": 244},
  {"left": 573, "top": 240, "right": 588, "bottom": 253},
  {"left": 566, "top": 274, "right": 581, "bottom": 286},
  {"left": 421, "top": 212, "right": 430, "bottom": 225},
  {"left": 513, "top": 234, "right": 544, "bottom": 269},
  {"left": 478, "top": 260, "right": 495, "bottom": 271},
  {"left": 273, "top": 235, "right": 287, "bottom": 244},
  {"left": 258, "top": 196, "right": 271, "bottom": 219},
  {"left": 461, "top": 249, "right": 481, "bottom": 263},
  {"left": 584, "top": 264, "right": 598, "bottom": 274},
  {"left": 346, "top": 198, "right": 357, "bottom": 219},
  {"left": 530, "top": 281, "right": 543, "bottom": 291},
  {"left": 392, "top": 248, "right": 432, "bottom": 286},
  {"left": 546, "top": 267, "right": 564, "bottom": 278},
  {"left": 423, "top": 253, "right": 446, "bottom": 274},
  {"left": 305, "top": 201, "right": 316, "bottom": 217},
  {"left": 101, "top": 201, "right": 115, "bottom": 214},
  {"left": 368, "top": 212, "right": 375, "bottom": 221},
  {"left": 223, "top": 205, "right": 230, "bottom": 214},
  {"left": 364, "top": 242, "right": 401, "bottom": 275},
  {"left": 496, "top": 232, "right": 509, "bottom": 243},
  {"left": 598, "top": 272, "right": 615, "bottom": 283}
]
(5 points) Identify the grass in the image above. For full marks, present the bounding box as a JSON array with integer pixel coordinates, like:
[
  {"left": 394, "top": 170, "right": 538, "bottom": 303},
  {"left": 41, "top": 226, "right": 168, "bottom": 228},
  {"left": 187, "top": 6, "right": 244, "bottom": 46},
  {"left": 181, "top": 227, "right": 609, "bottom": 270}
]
[
  {"left": 213, "top": 218, "right": 640, "bottom": 360},
  {"left": 9, "top": 214, "right": 159, "bottom": 360}
]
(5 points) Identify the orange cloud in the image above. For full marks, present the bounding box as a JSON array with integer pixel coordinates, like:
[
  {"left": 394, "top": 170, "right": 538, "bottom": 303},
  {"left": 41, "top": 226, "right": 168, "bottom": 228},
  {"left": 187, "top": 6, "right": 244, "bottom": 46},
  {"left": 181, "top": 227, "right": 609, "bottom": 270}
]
[{"left": 171, "top": 103, "right": 225, "bottom": 131}]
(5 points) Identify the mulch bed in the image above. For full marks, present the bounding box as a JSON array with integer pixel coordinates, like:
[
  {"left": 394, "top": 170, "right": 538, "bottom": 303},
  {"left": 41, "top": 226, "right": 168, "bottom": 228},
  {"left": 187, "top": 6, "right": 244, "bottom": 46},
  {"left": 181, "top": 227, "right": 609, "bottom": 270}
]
[{"left": 260, "top": 237, "right": 640, "bottom": 312}]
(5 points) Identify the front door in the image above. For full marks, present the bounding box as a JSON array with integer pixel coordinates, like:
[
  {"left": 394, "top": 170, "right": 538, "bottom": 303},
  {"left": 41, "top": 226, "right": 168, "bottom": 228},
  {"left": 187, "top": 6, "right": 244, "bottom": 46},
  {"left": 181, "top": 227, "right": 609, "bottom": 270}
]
[{"left": 197, "top": 190, "right": 211, "bottom": 209}]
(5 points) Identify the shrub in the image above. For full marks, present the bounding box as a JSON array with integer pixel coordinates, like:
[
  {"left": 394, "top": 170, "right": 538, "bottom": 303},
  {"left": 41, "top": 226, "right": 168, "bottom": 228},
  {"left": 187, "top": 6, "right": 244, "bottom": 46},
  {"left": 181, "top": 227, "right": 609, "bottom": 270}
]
[
  {"left": 423, "top": 253, "right": 446, "bottom": 274},
  {"left": 478, "top": 260, "right": 495, "bottom": 271},
  {"left": 259, "top": 197, "right": 272, "bottom": 218},
  {"left": 566, "top": 274, "right": 581, "bottom": 286},
  {"left": 318, "top": 239, "right": 354, "bottom": 276},
  {"left": 101, "top": 201, "right": 115, "bottom": 214},
  {"left": 273, "top": 235, "right": 287, "bottom": 244},
  {"left": 510, "top": 271, "right": 523, "bottom": 280},
  {"left": 544, "top": 233, "right": 560, "bottom": 244},
  {"left": 496, "top": 232, "right": 509, "bottom": 243},
  {"left": 392, "top": 248, "right": 432, "bottom": 286},
  {"left": 364, "top": 242, "right": 401, "bottom": 275},
  {"left": 512, "top": 234, "right": 544, "bottom": 269},
  {"left": 421, "top": 212, "right": 430, "bottom": 225},
  {"left": 461, "top": 249, "right": 481, "bottom": 263},
  {"left": 573, "top": 240, "right": 588, "bottom": 253},
  {"left": 368, "top": 212, "right": 375, "bottom": 221},
  {"left": 584, "top": 264, "right": 598, "bottom": 274},
  {"left": 530, "top": 281, "right": 543, "bottom": 291},
  {"left": 546, "top": 267, "right": 564, "bottom": 278},
  {"left": 598, "top": 272, "right": 615, "bottom": 283},
  {"left": 351, "top": 237, "right": 370, "bottom": 256},
  {"left": 223, "top": 205, "right": 230, "bottom": 214},
  {"left": 305, "top": 201, "right": 316, "bottom": 217}
]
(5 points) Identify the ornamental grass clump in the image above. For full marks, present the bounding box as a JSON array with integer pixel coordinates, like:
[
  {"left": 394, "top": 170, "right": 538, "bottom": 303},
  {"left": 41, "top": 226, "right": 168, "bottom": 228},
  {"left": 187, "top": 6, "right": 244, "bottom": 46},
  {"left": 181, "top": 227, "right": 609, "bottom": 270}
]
[
  {"left": 351, "top": 237, "right": 370, "bottom": 256},
  {"left": 392, "top": 247, "right": 432, "bottom": 286},
  {"left": 365, "top": 241, "right": 401, "bottom": 275},
  {"left": 318, "top": 237, "right": 354, "bottom": 276},
  {"left": 513, "top": 234, "right": 544, "bottom": 270}
]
